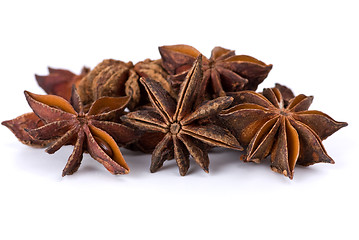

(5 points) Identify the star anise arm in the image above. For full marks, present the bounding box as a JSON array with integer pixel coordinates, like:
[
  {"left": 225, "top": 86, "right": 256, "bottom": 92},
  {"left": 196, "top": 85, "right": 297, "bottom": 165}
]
[
  {"left": 229, "top": 90, "right": 274, "bottom": 108},
  {"left": 1, "top": 112, "right": 50, "bottom": 147},
  {"left": 275, "top": 83, "right": 295, "bottom": 106},
  {"left": 88, "top": 96, "right": 130, "bottom": 121},
  {"left": 210, "top": 47, "right": 235, "bottom": 60},
  {"left": 159, "top": 44, "right": 202, "bottom": 75},
  {"left": 85, "top": 125, "right": 129, "bottom": 174},
  {"left": 90, "top": 120, "right": 138, "bottom": 146},
  {"left": 36, "top": 67, "right": 75, "bottom": 90},
  {"left": 270, "top": 123, "right": 290, "bottom": 178},
  {"left": 285, "top": 118, "right": 301, "bottom": 175},
  {"left": 270, "top": 118, "right": 300, "bottom": 179},
  {"left": 150, "top": 133, "right": 172, "bottom": 173},
  {"left": 193, "top": 69, "right": 212, "bottom": 107},
  {"left": 45, "top": 125, "right": 80, "bottom": 154},
  {"left": 178, "top": 134, "right": 209, "bottom": 173},
  {"left": 220, "top": 104, "right": 275, "bottom": 146},
  {"left": 210, "top": 68, "right": 226, "bottom": 97},
  {"left": 139, "top": 77, "right": 176, "bottom": 124},
  {"left": 35, "top": 67, "right": 89, "bottom": 101},
  {"left": 26, "top": 120, "right": 75, "bottom": 140},
  {"left": 169, "top": 71, "right": 190, "bottom": 91},
  {"left": 174, "top": 55, "right": 204, "bottom": 122},
  {"left": 290, "top": 119, "right": 335, "bottom": 166},
  {"left": 24, "top": 91, "right": 76, "bottom": 123},
  {"left": 181, "top": 96, "right": 233, "bottom": 125},
  {"left": 70, "top": 86, "right": 84, "bottom": 114},
  {"left": 121, "top": 110, "right": 168, "bottom": 133},
  {"left": 263, "top": 88, "right": 283, "bottom": 108},
  {"left": 245, "top": 118, "right": 280, "bottom": 163},
  {"left": 62, "top": 129, "right": 85, "bottom": 176},
  {"left": 182, "top": 124, "right": 242, "bottom": 150},
  {"left": 293, "top": 110, "right": 348, "bottom": 140},
  {"left": 222, "top": 55, "right": 273, "bottom": 91},
  {"left": 173, "top": 136, "right": 190, "bottom": 176},
  {"left": 216, "top": 66, "right": 248, "bottom": 92},
  {"left": 287, "top": 94, "right": 313, "bottom": 112}
]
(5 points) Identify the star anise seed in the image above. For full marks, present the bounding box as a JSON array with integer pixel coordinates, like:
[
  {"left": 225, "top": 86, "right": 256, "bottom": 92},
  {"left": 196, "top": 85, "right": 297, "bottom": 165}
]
[
  {"left": 220, "top": 85, "right": 348, "bottom": 179},
  {"left": 122, "top": 55, "right": 243, "bottom": 176}
]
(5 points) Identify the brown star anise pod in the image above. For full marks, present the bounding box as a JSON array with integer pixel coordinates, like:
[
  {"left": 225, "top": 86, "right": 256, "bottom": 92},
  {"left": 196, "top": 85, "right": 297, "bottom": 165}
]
[
  {"left": 35, "top": 66, "right": 90, "bottom": 101},
  {"left": 20, "top": 87, "right": 137, "bottom": 176},
  {"left": 220, "top": 85, "right": 348, "bottom": 179},
  {"left": 122, "top": 55, "right": 242, "bottom": 176},
  {"left": 77, "top": 58, "right": 174, "bottom": 110},
  {"left": 2, "top": 112, "right": 50, "bottom": 147},
  {"left": 159, "top": 44, "right": 273, "bottom": 98}
]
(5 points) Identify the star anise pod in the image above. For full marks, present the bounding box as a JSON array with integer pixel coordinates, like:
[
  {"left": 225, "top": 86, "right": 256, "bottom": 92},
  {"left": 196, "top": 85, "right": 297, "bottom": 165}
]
[
  {"left": 122, "top": 55, "right": 242, "bottom": 176},
  {"left": 77, "top": 58, "right": 174, "bottom": 111},
  {"left": 220, "top": 85, "right": 348, "bottom": 179},
  {"left": 35, "top": 66, "right": 90, "bottom": 101},
  {"left": 21, "top": 87, "right": 137, "bottom": 176},
  {"left": 2, "top": 112, "right": 50, "bottom": 147},
  {"left": 159, "top": 44, "right": 272, "bottom": 98}
]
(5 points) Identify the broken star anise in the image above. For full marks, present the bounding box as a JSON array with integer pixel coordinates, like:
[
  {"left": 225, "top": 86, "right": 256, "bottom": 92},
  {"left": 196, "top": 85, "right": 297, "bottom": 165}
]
[
  {"left": 122, "top": 55, "right": 242, "bottom": 176},
  {"left": 220, "top": 85, "right": 348, "bottom": 179},
  {"left": 35, "top": 66, "right": 90, "bottom": 101},
  {"left": 22, "top": 87, "right": 137, "bottom": 176},
  {"left": 159, "top": 44, "right": 272, "bottom": 99}
]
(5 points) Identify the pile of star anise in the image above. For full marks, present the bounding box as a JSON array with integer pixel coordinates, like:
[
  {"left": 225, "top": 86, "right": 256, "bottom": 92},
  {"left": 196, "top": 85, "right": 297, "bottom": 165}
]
[{"left": 2, "top": 45, "right": 348, "bottom": 179}]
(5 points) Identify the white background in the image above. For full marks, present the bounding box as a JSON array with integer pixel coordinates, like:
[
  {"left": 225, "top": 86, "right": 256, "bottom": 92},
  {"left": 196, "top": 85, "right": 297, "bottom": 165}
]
[{"left": 0, "top": 1, "right": 358, "bottom": 239}]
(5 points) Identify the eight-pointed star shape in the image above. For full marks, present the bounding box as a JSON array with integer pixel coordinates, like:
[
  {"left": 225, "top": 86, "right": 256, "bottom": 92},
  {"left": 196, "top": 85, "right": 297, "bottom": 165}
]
[
  {"left": 220, "top": 86, "right": 348, "bottom": 179},
  {"left": 24, "top": 87, "right": 137, "bottom": 176},
  {"left": 122, "top": 55, "right": 243, "bottom": 176}
]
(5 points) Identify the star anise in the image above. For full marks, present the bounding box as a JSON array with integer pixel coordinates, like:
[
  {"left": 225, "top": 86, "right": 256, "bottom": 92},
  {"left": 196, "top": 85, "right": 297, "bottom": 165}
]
[
  {"left": 35, "top": 66, "right": 90, "bottom": 101},
  {"left": 122, "top": 55, "right": 242, "bottom": 176},
  {"left": 159, "top": 44, "right": 273, "bottom": 99},
  {"left": 220, "top": 85, "right": 348, "bottom": 179},
  {"left": 21, "top": 87, "right": 137, "bottom": 176},
  {"left": 2, "top": 112, "right": 50, "bottom": 147}
]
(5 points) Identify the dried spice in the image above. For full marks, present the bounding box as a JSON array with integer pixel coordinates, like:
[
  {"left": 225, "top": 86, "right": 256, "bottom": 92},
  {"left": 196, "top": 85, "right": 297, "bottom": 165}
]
[
  {"left": 1, "top": 44, "right": 348, "bottom": 179},
  {"left": 35, "top": 67, "right": 90, "bottom": 101},
  {"left": 159, "top": 44, "right": 272, "bottom": 98},
  {"left": 2, "top": 112, "right": 50, "bottom": 147},
  {"left": 20, "top": 87, "right": 137, "bottom": 176},
  {"left": 122, "top": 55, "right": 242, "bottom": 175},
  {"left": 77, "top": 58, "right": 174, "bottom": 111},
  {"left": 220, "top": 85, "right": 348, "bottom": 179}
]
